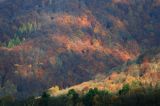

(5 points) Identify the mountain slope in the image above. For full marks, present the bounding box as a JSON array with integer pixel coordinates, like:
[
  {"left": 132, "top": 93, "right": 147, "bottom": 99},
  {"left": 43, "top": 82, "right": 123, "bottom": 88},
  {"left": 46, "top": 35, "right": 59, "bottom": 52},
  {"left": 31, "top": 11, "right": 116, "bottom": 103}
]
[{"left": 0, "top": 0, "right": 159, "bottom": 98}]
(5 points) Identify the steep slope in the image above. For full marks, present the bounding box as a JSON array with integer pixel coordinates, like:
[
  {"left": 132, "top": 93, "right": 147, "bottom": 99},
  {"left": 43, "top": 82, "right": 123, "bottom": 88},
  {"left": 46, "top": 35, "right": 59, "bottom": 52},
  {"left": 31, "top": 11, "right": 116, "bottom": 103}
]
[{"left": 0, "top": 0, "right": 159, "bottom": 98}]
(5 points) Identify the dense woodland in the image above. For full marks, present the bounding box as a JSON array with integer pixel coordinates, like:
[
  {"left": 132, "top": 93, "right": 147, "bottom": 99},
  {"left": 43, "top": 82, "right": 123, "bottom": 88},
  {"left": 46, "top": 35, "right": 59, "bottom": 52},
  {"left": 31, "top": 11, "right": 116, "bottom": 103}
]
[{"left": 0, "top": 1, "right": 159, "bottom": 105}]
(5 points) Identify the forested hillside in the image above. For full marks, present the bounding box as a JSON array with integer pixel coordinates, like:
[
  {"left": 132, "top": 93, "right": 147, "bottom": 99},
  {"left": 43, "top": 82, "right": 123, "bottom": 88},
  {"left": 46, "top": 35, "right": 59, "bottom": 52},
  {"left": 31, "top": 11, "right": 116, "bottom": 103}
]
[{"left": 0, "top": 0, "right": 159, "bottom": 99}]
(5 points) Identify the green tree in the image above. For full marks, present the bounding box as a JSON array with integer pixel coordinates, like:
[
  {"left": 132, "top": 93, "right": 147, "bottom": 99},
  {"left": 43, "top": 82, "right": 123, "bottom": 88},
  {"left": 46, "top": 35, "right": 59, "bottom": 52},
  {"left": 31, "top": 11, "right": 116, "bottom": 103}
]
[
  {"left": 67, "top": 89, "right": 79, "bottom": 106},
  {"left": 7, "top": 36, "right": 22, "bottom": 48},
  {"left": 119, "top": 84, "right": 130, "bottom": 95},
  {"left": 83, "top": 88, "right": 99, "bottom": 106},
  {"left": 40, "top": 92, "right": 50, "bottom": 106}
]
